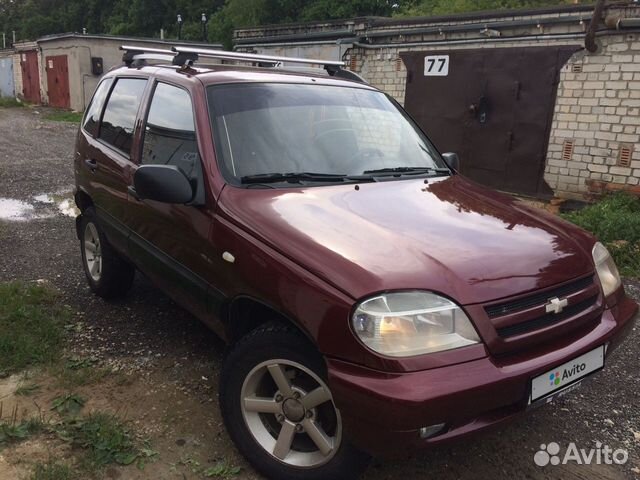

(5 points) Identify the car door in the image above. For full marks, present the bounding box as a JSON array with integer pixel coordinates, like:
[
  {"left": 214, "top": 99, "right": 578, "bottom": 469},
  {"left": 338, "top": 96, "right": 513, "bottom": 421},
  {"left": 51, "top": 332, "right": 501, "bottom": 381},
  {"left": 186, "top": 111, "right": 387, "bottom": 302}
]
[
  {"left": 80, "top": 76, "right": 148, "bottom": 252},
  {"left": 126, "top": 80, "right": 220, "bottom": 327}
]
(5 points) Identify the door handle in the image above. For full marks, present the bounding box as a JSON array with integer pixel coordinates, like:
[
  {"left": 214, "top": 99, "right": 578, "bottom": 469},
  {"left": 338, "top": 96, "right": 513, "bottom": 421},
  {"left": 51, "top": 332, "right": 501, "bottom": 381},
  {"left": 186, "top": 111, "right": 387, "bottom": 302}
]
[
  {"left": 127, "top": 185, "right": 140, "bottom": 201},
  {"left": 84, "top": 158, "right": 97, "bottom": 172}
]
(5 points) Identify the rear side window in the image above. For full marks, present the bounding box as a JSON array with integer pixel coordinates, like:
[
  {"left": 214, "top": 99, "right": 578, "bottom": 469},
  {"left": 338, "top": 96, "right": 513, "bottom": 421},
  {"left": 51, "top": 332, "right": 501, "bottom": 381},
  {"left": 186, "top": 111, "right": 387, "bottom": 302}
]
[
  {"left": 141, "top": 82, "right": 204, "bottom": 203},
  {"left": 99, "top": 78, "right": 147, "bottom": 155},
  {"left": 82, "top": 78, "right": 112, "bottom": 136}
]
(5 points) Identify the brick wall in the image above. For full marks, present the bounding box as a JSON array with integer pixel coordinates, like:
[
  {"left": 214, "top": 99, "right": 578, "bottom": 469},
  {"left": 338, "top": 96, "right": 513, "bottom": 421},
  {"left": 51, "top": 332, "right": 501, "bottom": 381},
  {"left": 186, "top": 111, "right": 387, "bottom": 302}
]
[{"left": 544, "top": 34, "right": 640, "bottom": 199}]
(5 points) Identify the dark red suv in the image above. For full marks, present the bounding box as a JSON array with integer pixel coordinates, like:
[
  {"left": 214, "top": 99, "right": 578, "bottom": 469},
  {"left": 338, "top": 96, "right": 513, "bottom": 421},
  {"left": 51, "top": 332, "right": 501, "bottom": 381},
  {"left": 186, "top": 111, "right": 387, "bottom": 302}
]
[{"left": 74, "top": 46, "right": 638, "bottom": 480}]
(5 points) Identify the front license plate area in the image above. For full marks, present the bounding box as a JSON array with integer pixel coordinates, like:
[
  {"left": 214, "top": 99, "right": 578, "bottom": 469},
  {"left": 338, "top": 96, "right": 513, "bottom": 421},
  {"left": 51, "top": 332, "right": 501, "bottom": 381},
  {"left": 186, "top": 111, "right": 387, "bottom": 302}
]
[{"left": 530, "top": 345, "right": 605, "bottom": 403}]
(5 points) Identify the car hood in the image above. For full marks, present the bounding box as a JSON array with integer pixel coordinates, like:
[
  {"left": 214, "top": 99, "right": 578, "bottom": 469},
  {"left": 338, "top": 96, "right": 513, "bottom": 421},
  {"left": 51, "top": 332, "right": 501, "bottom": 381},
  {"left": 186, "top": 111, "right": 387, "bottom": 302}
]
[{"left": 218, "top": 176, "right": 595, "bottom": 305}]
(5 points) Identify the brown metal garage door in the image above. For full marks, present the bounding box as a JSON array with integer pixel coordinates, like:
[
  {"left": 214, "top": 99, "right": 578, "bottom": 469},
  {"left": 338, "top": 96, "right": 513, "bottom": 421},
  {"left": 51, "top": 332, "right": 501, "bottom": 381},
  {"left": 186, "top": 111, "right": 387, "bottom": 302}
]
[
  {"left": 45, "top": 55, "right": 70, "bottom": 109},
  {"left": 20, "top": 50, "right": 41, "bottom": 104},
  {"left": 401, "top": 46, "right": 578, "bottom": 198}
]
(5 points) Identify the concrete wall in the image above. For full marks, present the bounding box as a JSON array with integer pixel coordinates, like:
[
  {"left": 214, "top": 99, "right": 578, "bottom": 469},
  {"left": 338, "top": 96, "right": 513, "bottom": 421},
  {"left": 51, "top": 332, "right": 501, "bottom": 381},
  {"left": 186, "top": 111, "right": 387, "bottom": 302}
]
[
  {"left": 38, "top": 37, "right": 131, "bottom": 111},
  {"left": 36, "top": 35, "right": 222, "bottom": 111},
  {"left": 234, "top": 4, "right": 640, "bottom": 200}
]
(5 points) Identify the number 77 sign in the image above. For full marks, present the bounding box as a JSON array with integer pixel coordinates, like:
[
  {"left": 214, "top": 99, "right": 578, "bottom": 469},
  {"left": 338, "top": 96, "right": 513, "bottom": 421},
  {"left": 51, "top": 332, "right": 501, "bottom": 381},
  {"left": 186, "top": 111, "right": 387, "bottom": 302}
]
[{"left": 424, "top": 55, "right": 449, "bottom": 76}]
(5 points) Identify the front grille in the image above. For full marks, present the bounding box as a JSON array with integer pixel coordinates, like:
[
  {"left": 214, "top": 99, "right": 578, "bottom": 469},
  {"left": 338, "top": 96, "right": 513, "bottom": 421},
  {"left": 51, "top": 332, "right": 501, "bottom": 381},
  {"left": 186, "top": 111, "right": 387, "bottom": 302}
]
[
  {"left": 496, "top": 295, "right": 598, "bottom": 338},
  {"left": 485, "top": 276, "right": 594, "bottom": 319}
]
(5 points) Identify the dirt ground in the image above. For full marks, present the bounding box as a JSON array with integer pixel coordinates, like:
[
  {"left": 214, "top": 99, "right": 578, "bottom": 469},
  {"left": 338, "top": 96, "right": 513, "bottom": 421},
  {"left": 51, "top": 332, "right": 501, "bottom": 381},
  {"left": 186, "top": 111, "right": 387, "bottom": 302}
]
[{"left": 0, "top": 105, "right": 639, "bottom": 480}]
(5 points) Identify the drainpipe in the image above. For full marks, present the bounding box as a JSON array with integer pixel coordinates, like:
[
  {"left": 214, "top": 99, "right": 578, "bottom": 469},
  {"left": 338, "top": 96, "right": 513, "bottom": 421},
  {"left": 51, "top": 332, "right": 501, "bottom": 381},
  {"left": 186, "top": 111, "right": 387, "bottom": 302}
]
[
  {"left": 605, "top": 14, "right": 640, "bottom": 29},
  {"left": 585, "top": 0, "right": 606, "bottom": 52}
]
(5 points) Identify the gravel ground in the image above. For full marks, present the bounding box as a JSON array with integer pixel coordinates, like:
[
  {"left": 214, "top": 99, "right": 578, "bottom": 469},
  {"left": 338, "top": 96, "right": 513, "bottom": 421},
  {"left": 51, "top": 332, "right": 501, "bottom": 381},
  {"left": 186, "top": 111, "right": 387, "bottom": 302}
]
[{"left": 0, "top": 106, "right": 638, "bottom": 480}]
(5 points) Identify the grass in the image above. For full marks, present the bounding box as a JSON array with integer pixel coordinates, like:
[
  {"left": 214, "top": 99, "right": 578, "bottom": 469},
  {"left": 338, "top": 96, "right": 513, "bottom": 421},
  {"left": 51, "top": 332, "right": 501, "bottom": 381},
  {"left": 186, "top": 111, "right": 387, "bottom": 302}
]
[
  {"left": 53, "top": 356, "right": 111, "bottom": 389},
  {"left": 15, "top": 383, "right": 41, "bottom": 396},
  {"left": 51, "top": 394, "right": 86, "bottom": 417},
  {"left": 31, "top": 460, "right": 73, "bottom": 480},
  {"left": 172, "top": 456, "right": 241, "bottom": 478},
  {"left": 0, "top": 416, "right": 45, "bottom": 446},
  {"left": 57, "top": 413, "right": 155, "bottom": 471},
  {"left": 204, "top": 460, "right": 242, "bottom": 478},
  {"left": 562, "top": 191, "right": 640, "bottom": 277},
  {"left": 0, "top": 97, "right": 24, "bottom": 108},
  {"left": 0, "top": 282, "right": 69, "bottom": 376},
  {"left": 43, "top": 110, "right": 83, "bottom": 123}
]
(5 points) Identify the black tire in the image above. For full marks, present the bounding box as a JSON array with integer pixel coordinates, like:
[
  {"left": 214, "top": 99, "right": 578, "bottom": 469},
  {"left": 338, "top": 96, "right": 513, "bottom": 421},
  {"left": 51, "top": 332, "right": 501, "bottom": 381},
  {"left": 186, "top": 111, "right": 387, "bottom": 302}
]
[
  {"left": 219, "top": 322, "right": 371, "bottom": 480},
  {"left": 79, "top": 207, "right": 134, "bottom": 299}
]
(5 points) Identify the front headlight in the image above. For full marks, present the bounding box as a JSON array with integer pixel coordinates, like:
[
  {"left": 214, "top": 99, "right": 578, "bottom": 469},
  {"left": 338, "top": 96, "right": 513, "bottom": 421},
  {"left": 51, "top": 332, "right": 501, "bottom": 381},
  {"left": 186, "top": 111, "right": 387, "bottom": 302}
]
[
  {"left": 351, "top": 291, "right": 480, "bottom": 357},
  {"left": 592, "top": 242, "right": 621, "bottom": 297}
]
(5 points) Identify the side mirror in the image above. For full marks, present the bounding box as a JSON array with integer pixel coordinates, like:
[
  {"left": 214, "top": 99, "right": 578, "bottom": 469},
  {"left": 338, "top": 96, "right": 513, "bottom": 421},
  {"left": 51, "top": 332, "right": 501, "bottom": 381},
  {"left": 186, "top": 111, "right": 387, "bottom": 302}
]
[
  {"left": 442, "top": 152, "right": 460, "bottom": 172},
  {"left": 133, "top": 165, "right": 194, "bottom": 204}
]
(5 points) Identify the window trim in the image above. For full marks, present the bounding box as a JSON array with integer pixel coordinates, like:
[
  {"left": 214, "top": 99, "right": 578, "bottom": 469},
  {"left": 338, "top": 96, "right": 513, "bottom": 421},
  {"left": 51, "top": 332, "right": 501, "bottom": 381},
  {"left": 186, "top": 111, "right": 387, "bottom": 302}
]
[
  {"left": 138, "top": 79, "right": 202, "bottom": 167},
  {"left": 81, "top": 77, "right": 114, "bottom": 138},
  {"left": 95, "top": 75, "right": 149, "bottom": 159},
  {"left": 139, "top": 78, "right": 206, "bottom": 205}
]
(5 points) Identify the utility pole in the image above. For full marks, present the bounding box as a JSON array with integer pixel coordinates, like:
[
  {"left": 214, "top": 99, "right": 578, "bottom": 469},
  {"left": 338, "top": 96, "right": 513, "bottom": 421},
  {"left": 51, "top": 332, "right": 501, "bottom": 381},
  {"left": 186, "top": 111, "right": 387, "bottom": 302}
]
[
  {"left": 177, "top": 14, "right": 183, "bottom": 40},
  {"left": 12, "top": 30, "right": 16, "bottom": 45},
  {"left": 2, "top": 33, "right": 5, "bottom": 49}
]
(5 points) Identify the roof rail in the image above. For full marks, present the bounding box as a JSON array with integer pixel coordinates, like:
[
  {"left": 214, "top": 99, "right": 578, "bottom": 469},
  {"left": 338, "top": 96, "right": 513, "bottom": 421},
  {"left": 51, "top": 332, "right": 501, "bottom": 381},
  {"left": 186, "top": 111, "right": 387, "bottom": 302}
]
[
  {"left": 120, "top": 45, "right": 175, "bottom": 66},
  {"left": 119, "top": 45, "right": 366, "bottom": 84},
  {"left": 171, "top": 46, "right": 344, "bottom": 68}
]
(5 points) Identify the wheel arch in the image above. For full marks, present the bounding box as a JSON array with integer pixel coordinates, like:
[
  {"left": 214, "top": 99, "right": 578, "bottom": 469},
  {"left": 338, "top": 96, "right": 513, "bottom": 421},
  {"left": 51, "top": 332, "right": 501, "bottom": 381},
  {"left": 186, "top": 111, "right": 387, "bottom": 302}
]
[
  {"left": 224, "top": 295, "right": 316, "bottom": 347},
  {"left": 74, "top": 189, "right": 94, "bottom": 239}
]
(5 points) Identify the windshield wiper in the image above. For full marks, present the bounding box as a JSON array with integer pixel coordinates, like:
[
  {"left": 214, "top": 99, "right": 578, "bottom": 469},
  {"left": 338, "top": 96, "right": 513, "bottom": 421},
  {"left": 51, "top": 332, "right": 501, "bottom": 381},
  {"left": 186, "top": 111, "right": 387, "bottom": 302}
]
[
  {"left": 362, "top": 166, "right": 451, "bottom": 176},
  {"left": 240, "top": 172, "right": 350, "bottom": 184}
]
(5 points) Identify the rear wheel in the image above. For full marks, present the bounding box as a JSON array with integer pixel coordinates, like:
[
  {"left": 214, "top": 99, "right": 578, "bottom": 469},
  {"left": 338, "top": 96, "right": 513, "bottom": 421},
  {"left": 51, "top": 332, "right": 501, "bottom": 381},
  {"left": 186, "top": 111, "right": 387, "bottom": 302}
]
[
  {"left": 79, "top": 207, "right": 134, "bottom": 299},
  {"left": 220, "top": 323, "right": 370, "bottom": 480}
]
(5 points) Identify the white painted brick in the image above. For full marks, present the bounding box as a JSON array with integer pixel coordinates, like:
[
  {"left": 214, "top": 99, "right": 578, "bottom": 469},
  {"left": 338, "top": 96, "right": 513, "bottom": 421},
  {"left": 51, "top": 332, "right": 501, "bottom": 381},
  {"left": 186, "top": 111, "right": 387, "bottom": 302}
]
[
  {"left": 584, "top": 81, "right": 604, "bottom": 89},
  {"left": 617, "top": 133, "right": 638, "bottom": 142},
  {"left": 612, "top": 55, "right": 634, "bottom": 63},
  {"left": 610, "top": 166, "right": 632, "bottom": 176},
  {"left": 588, "top": 164, "right": 609, "bottom": 173},
  {"left": 595, "top": 131, "right": 616, "bottom": 141},
  {"left": 607, "top": 43, "right": 629, "bottom": 52}
]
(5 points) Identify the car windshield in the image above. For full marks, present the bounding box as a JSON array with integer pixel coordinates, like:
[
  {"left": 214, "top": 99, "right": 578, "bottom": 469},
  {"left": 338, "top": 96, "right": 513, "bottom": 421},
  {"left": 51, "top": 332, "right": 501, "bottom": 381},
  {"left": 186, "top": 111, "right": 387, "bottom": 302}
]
[{"left": 206, "top": 83, "right": 448, "bottom": 184}]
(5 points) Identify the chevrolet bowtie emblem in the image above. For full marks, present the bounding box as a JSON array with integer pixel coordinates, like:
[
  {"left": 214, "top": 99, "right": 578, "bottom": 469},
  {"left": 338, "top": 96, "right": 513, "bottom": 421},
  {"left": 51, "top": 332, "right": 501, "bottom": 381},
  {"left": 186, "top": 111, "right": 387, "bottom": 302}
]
[{"left": 545, "top": 297, "right": 568, "bottom": 314}]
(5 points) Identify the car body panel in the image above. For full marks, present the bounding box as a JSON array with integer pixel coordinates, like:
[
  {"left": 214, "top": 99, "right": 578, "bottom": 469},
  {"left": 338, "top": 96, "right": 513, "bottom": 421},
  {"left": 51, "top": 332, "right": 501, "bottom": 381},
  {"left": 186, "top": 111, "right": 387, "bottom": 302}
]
[{"left": 217, "top": 175, "right": 594, "bottom": 305}]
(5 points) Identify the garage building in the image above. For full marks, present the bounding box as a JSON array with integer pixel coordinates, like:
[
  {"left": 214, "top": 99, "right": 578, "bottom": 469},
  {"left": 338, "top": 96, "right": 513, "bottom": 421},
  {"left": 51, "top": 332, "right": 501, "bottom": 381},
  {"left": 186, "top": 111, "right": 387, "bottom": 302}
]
[
  {"left": 234, "top": 2, "right": 640, "bottom": 200},
  {"left": 11, "top": 34, "right": 221, "bottom": 112}
]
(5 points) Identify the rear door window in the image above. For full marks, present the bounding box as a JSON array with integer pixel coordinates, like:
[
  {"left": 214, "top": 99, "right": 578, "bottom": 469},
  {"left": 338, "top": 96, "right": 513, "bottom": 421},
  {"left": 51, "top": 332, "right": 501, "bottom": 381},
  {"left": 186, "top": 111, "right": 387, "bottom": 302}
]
[
  {"left": 82, "top": 78, "right": 113, "bottom": 136},
  {"left": 98, "top": 78, "right": 147, "bottom": 155},
  {"left": 141, "top": 82, "right": 204, "bottom": 203}
]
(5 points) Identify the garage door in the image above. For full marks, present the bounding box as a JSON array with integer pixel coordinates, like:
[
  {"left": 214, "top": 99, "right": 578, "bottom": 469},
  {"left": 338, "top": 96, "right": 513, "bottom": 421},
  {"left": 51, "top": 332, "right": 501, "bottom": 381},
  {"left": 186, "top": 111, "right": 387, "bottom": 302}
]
[
  {"left": 20, "top": 50, "right": 41, "bottom": 104},
  {"left": 45, "top": 55, "right": 70, "bottom": 109},
  {"left": 0, "top": 57, "right": 14, "bottom": 97},
  {"left": 401, "top": 46, "right": 579, "bottom": 198}
]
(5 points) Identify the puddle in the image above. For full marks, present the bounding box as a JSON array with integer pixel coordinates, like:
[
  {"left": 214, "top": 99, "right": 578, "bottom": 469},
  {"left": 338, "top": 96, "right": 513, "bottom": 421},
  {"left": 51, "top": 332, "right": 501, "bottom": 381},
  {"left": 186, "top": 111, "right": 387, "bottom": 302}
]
[
  {"left": 32, "top": 194, "right": 54, "bottom": 204},
  {"left": 57, "top": 199, "right": 78, "bottom": 218},
  {"left": 0, "top": 199, "right": 36, "bottom": 221},
  {"left": 0, "top": 191, "right": 79, "bottom": 221}
]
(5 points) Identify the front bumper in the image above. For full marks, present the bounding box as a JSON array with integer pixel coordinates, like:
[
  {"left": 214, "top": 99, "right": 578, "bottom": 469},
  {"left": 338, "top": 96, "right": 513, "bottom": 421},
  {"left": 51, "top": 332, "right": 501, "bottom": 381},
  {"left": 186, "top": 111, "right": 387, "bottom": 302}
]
[{"left": 328, "top": 295, "right": 638, "bottom": 458}]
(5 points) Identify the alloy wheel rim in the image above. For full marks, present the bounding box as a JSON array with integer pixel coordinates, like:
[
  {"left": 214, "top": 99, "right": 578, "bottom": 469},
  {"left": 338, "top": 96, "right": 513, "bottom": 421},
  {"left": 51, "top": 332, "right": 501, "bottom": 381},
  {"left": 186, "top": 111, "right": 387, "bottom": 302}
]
[
  {"left": 240, "top": 359, "right": 342, "bottom": 467},
  {"left": 84, "top": 223, "right": 102, "bottom": 282}
]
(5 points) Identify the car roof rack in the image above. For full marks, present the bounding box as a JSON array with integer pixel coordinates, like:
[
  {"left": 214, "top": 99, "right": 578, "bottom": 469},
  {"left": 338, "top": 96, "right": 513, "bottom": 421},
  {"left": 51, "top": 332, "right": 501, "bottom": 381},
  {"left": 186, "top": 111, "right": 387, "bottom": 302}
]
[{"left": 120, "top": 45, "right": 366, "bottom": 84}]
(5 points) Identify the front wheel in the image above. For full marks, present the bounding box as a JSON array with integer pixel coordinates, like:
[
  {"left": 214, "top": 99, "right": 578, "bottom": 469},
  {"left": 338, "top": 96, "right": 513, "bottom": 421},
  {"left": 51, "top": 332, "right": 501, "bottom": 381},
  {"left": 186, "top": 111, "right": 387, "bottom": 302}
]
[
  {"left": 79, "top": 207, "right": 135, "bottom": 299},
  {"left": 219, "top": 323, "right": 370, "bottom": 480}
]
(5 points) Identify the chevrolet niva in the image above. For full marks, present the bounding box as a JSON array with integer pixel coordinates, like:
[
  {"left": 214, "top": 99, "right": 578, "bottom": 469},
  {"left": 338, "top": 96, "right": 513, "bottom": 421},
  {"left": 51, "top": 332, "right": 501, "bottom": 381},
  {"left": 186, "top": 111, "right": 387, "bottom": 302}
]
[{"left": 73, "top": 46, "right": 638, "bottom": 480}]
